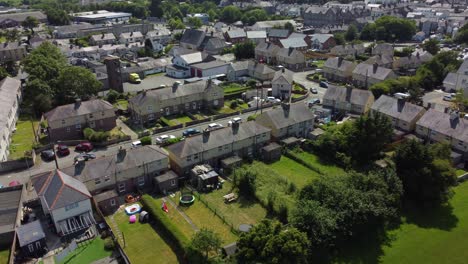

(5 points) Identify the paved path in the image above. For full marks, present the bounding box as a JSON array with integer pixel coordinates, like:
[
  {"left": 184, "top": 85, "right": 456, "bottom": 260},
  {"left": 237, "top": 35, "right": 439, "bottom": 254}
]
[
  {"left": 116, "top": 119, "right": 138, "bottom": 140},
  {"left": 163, "top": 196, "right": 199, "bottom": 232}
]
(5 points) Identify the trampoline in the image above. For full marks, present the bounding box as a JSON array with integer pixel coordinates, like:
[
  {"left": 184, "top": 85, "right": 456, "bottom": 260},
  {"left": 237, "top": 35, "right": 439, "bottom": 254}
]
[{"left": 179, "top": 194, "right": 195, "bottom": 206}]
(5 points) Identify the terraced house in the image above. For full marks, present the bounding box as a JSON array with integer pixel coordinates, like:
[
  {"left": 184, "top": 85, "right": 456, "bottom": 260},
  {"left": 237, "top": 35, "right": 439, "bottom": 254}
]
[
  {"left": 166, "top": 122, "right": 271, "bottom": 175},
  {"left": 128, "top": 80, "right": 223, "bottom": 125},
  {"left": 44, "top": 99, "right": 117, "bottom": 141},
  {"left": 323, "top": 86, "right": 374, "bottom": 115},
  {"left": 323, "top": 57, "right": 357, "bottom": 83},
  {"left": 0, "top": 77, "right": 22, "bottom": 161}
]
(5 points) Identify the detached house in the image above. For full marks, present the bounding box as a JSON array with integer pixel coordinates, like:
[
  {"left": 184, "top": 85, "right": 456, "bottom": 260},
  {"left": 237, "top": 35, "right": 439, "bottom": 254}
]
[
  {"left": 256, "top": 103, "right": 315, "bottom": 140},
  {"left": 276, "top": 47, "right": 306, "bottom": 71},
  {"left": 323, "top": 86, "right": 375, "bottom": 115},
  {"left": 44, "top": 99, "right": 116, "bottom": 141},
  {"left": 371, "top": 95, "right": 426, "bottom": 132},
  {"left": 416, "top": 109, "right": 468, "bottom": 154},
  {"left": 323, "top": 57, "right": 357, "bottom": 83},
  {"left": 119, "top": 31, "right": 143, "bottom": 44},
  {"left": 271, "top": 69, "right": 294, "bottom": 99},
  {"left": 128, "top": 80, "right": 223, "bottom": 125},
  {"left": 255, "top": 41, "right": 280, "bottom": 64},
  {"left": 166, "top": 122, "right": 271, "bottom": 175},
  {"left": 352, "top": 63, "right": 397, "bottom": 88},
  {"left": 31, "top": 170, "right": 95, "bottom": 237}
]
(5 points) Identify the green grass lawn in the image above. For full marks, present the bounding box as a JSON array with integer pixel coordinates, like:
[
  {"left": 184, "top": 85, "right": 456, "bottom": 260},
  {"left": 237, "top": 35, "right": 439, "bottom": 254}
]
[
  {"left": 456, "top": 169, "right": 467, "bottom": 177},
  {"left": 113, "top": 100, "right": 128, "bottom": 111},
  {"left": 378, "top": 181, "right": 468, "bottom": 264},
  {"left": 9, "top": 115, "right": 39, "bottom": 160},
  {"left": 173, "top": 194, "right": 238, "bottom": 245},
  {"left": 312, "top": 60, "right": 326, "bottom": 68},
  {"left": 58, "top": 238, "right": 111, "bottom": 264},
  {"left": 107, "top": 205, "right": 179, "bottom": 264},
  {"left": 268, "top": 156, "right": 321, "bottom": 188},
  {"left": 0, "top": 247, "right": 10, "bottom": 264},
  {"left": 221, "top": 83, "right": 250, "bottom": 95},
  {"left": 224, "top": 99, "right": 249, "bottom": 111},
  {"left": 165, "top": 115, "right": 193, "bottom": 126},
  {"left": 199, "top": 181, "right": 267, "bottom": 228},
  {"left": 290, "top": 150, "right": 345, "bottom": 176}
]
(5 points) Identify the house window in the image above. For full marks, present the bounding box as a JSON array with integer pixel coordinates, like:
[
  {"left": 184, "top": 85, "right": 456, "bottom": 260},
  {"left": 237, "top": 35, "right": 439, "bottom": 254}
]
[
  {"left": 187, "top": 155, "right": 192, "bottom": 162},
  {"left": 102, "top": 111, "right": 105, "bottom": 116},
  {"left": 66, "top": 127, "right": 71, "bottom": 133},
  {"left": 171, "top": 179, "right": 176, "bottom": 186},
  {"left": 76, "top": 124, "right": 81, "bottom": 131},
  {"left": 89, "top": 113, "right": 94, "bottom": 118},
  {"left": 118, "top": 183, "right": 126, "bottom": 193},
  {"left": 138, "top": 176, "right": 145, "bottom": 186},
  {"left": 61, "top": 120, "right": 66, "bottom": 125},
  {"left": 110, "top": 199, "right": 116, "bottom": 206},
  {"left": 65, "top": 202, "right": 79, "bottom": 211},
  {"left": 218, "top": 146, "right": 223, "bottom": 152},
  {"left": 35, "top": 241, "right": 41, "bottom": 249},
  {"left": 147, "top": 105, "right": 153, "bottom": 111},
  {"left": 95, "top": 178, "right": 101, "bottom": 185},
  {"left": 193, "top": 153, "right": 198, "bottom": 160},
  {"left": 104, "top": 176, "right": 110, "bottom": 182},
  {"left": 28, "top": 244, "right": 34, "bottom": 252}
]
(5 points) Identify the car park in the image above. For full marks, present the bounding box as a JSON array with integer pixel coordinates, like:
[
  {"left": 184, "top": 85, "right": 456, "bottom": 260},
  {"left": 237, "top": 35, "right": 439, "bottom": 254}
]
[
  {"left": 182, "top": 128, "right": 201, "bottom": 137},
  {"left": 156, "top": 135, "right": 176, "bottom": 144},
  {"left": 41, "top": 150, "right": 55, "bottom": 161},
  {"left": 76, "top": 142, "right": 93, "bottom": 152},
  {"left": 56, "top": 145, "right": 70, "bottom": 156}
]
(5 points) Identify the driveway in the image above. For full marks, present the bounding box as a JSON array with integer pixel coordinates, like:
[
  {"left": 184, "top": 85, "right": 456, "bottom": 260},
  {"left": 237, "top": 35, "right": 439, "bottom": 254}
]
[
  {"left": 123, "top": 74, "right": 180, "bottom": 93},
  {"left": 293, "top": 70, "right": 326, "bottom": 100}
]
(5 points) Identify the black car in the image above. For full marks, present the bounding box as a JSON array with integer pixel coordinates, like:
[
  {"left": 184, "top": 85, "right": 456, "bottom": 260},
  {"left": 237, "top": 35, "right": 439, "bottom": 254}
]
[
  {"left": 182, "top": 128, "right": 201, "bottom": 137},
  {"left": 41, "top": 150, "right": 55, "bottom": 161}
]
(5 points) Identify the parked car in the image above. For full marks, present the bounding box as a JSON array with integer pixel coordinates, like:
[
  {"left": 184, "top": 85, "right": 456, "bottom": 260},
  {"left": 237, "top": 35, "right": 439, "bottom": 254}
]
[
  {"left": 131, "top": 140, "right": 142, "bottom": 148},
  {"left": 74, "top": 153, "right": 96, "bottom": 162},
  {"left": 319, "top": 81, "right": 329, "bottom": 88},
  {"left": 41, "top": 150, "right": 55, "bottom": 161},
  {"left": 56, "top": 145, "right": 70, "bottom": 156},
  {"left": 443, "top": 94, "right": 454, "bottom": 101},
  {"left": 183, "top": 128, "right": 201, "bottom": 137},
  {"left": 310, "top": 87, "right": 318, "bottom": 94},
  {"left": 75, "top": 142, "right": 93, "bottom": 152},
  {"left": 206, "top": 123, "right": 223, "bottom": 131},
  {"left": 308, "top": 98, "right": 321, "bottom": 107},
  {"left": 129, "top": 73, "right": 141, "bottom": 84},
  {"left": 156, "top": 135, "right": 176, "bottom": 144},
  {"left": 228, "top": 117, "right": 243, "bottom": 126}
]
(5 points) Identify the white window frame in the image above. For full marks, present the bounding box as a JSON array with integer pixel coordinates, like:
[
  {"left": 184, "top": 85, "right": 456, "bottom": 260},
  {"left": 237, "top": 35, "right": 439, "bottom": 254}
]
[
  {"left": 28, "top": 244, "right": 34, "bottom": 252},
  {"left": 118, "top": 183, "right": 126, "bottom": 193},
  {"left": 138, "top": 176, "right": 145, "bottom": 186},
  {"left": 110, "top": 199, "right": 116, "bottom": 206},
  {"left": 171, "top": 179, "right": 176, "bottom": 186}
]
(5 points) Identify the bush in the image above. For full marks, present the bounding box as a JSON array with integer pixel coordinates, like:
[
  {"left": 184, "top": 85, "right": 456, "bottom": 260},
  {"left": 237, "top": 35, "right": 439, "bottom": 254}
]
[
  {"left": 140, "top": 136, "right": 152, "bottom": 145},
  {"left": 230, "top": 101, "right": 238, "bottom": 109},
  {"left": 104, "top": 238, "right": 115, "bottom": 251},
  {"left": 83, "top": 127, "right": 94, "bottom": 139},
  {"left": 141, "top": 195, "right": 190, "bottom": 255},
  {"left": 106, "top": 90, "right": 120, "bottom": 104},
  {"left": 247, "top": 114, "right": 258, "bottom": 121},
  {"left": 100, "top": 230, "right": 109, "bottom": 239},
  {"left": 84, "top": 128, "right": 109, "bottom": 142}
]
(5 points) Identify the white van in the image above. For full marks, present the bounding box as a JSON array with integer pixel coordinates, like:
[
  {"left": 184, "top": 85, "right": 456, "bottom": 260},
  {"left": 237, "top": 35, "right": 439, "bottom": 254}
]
[{"left": 131, "top": 140, "right": 142, "bottom": 148}]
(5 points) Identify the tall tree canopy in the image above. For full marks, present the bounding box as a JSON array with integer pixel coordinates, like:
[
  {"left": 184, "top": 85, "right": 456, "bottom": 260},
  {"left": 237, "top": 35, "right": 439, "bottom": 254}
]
[
  {"left": 360, "top": 16, "right": 416, "bottom": 42},
  {"left": 149, "top": 0, "right": 164, "bottom": 18},
  {"left": 220, "top": 6, "right": 242, "bottom": 23}
]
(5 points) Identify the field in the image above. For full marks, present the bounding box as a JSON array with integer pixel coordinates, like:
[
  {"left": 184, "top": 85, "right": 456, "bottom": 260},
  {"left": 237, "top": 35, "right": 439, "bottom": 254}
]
[
  {"left": 199, "top": 181, "right": 268, "bottom": 228},
  {"left": 9, "top": 115, "right": 39, "bottom": 160},
  {"left": 107, "top": 203, "right": 180, "bottom": 264},
  {"left": 379, "top": 181, "right": 468, "bottom": 264},
  {"left": 268, "top": 156, "right": 321, "bottom": 188},
  {"left": 58, "top": 238, "right": 111, "bottom": 264}
]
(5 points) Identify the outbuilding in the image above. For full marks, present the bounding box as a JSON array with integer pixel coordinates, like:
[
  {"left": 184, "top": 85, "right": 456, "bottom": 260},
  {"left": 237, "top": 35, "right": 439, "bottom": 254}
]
[{"left": 16, "top": 220, "right": 47, "bottom": 258}]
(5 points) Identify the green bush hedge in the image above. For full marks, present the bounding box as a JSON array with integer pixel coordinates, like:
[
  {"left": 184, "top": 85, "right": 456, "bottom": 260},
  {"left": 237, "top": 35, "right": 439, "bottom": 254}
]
[
  {"left": 140, "top": 195, "right": 190, "bottom": 255},
  {"left": 83, "top": 128, "right": 109, "bottom": 142},
  {"left": 140, "top": 136, "right": 152, "bottom": 145}
]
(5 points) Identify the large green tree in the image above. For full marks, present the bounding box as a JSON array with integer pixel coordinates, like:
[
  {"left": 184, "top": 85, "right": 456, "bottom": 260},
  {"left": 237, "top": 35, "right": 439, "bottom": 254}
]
[
  {"left": 149, "top": 0, "right": 164, "bottom": 18},
  {"left": 189, "top": 228, "right": 222, "bottom": 262},
  {"left": 55, "top": 66, "right": 102, "bottom": 103},
  {"left": 45, "top": 9, "right": 70, "bottom": 25},
  {"left": 394, "top": 140, "right": 457, "bottom": 206},
  {"left": 360, "top": 16, "right": 416, "bottom": 42},
  {"left": 345, "top": 24, "right": 358, "bottom": 41},
  {"left": 233, "top": 41, "right": 255, "bottom": 60},
  {"left": 422, "top": 38, "right": 440, "bottom": 55},
  {"left": 220, "top": 6, "right": 242, "bottom": 24},
  {"left": 21, "top": 16, "right": 39, "bottom": 34},
  {"left": 236, "top": 220, "right": 309, "bottom": 264}
]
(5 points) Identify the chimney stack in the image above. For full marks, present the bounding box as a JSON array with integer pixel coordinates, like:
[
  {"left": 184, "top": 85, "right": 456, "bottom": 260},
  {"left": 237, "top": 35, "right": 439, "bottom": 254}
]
[
  {"left": 373, "top": 63, "right": 378, "bottom": 74},
  {"left": 338, "top": 57, "right": 343, "bottom": 67},
  {"left": 75, "top": 98, "right": 82, "bottom": 108},
  {"left": 202, "top": 129, "right": 210, "bottom": 142},
  {"left": 172, "top": 81, "right": 181, "bottom": 92}
]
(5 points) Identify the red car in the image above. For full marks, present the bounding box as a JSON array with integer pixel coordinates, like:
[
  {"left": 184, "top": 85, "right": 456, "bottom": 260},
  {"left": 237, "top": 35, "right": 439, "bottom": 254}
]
[
  {"left": 56, "top": 145, "right": 70, "bottom": 156},
  {"left": 75, "top": 142, "right": 93, "bottom": 152}
]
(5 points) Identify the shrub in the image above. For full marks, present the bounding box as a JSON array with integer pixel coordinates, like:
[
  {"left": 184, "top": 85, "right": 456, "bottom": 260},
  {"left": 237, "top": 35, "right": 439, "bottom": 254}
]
[
  {"left": 106, "top": 90, "right": 120, "bottom": 104},
  {"left": 230, "top": 101, "right": 238, "bottom": 109},
  {"left": 83, "top": 127, "right": 94, "bottom": 139},
  {"left": 100, "top": 230, "right": 109, "bottom": 239},
  {"left": 104, "top": 238, "right": 115, "bottom": 251},
  {"left": 247, "top": 114, "right": 257, "bottom": 121},
  {"left": 140, "top": 136, "right": 152, "bottom": 145}
]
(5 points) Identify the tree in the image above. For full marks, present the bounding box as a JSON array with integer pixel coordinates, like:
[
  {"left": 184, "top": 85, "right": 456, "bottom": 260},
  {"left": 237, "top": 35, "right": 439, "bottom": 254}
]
[
  {"left": 416, "top": 51, "right": 461, "bottom": 90},
  {"left": 334, "top": 32, "right": 345, "bottom": 45},
  {"left": 422, "top": 38, "right": 440, "bottom": 55},
  {"left": 187, "top": 17, "right": 202, "bottom": 29},
  {"left": 220, "top": 6, "right": 242, "bottom": 24},
  {"left": 360, "top": 23, "right": 376, "bottom": 40},
  {"left": 21, "top": 16, "right": 39, "bottom": 34},
  {"left": 168, "top": 18, "right": 185, "bottom": 30},
  {"left": 394, "top": 140, "right": 457, "bottom": 206},
  {"left": 0, "top": 67, "right": 8, "bottom": 80},
  {"left": 290, "top": 169, "right": 402, "bottom": 250},
  {"left": 55, "top": 66, "right": 102, "bottom": 103},
  {"left": 45, "top": 9, "right": 70, "bottom": 25},
  {"left": 233, "top": 41, "right": 255, "bottom": 60},
  {"left": 345, "top": 24, "right": 358, "bottom": 41},
  {"left": 149, "top": 0, "right": 164, "bottom": 18},
  {"left": 236, "top": 220, "right": 309, "bottom": 264},
  {"left": 241, "top": 9, "right": 268, "bottom": 26},
  {"left": 284, "top": 22, "right": 294, "bottom": 33},
  {"left": 189, "top": 228, "right": 222, "bottom": 261},
  {"left": 360, "top": 16, "right": 416, "bottom": 42}
]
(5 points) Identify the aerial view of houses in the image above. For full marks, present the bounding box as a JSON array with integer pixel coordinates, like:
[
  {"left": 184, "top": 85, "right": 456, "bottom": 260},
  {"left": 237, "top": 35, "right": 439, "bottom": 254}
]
[{"left": 2, "top": 0, "right": 468, "bottom": 263}]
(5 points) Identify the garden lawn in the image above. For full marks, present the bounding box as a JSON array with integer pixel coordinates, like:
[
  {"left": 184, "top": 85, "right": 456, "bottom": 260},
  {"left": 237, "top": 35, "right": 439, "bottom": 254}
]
[
  {"left": 313, "top": 60, "right": 325, "bottom": 68},
  {"left": 456, "top": 169, "right": 467, "bottom": 177},
  {"left": 199, "top": 181, "right": 267, "bottom": 228},
  {"left": 107, "top": 205, "right": 179, "bottom": 264},
  {"left": 268, "top": 156, "right": 321, "bottom": 188},
  {"left": 58, "top": 238, "right": 111, "bottom": 264},
  {"left": 290, "top": 151, "right": 345, "bottom": 176},
  {"left": 165, "top": 115, "right": 193, "bottom": 125},
  {"left": 175, "top": 195, "right": 238, "bottom": 245},
  {"left": 224, "top": 99, "right": 249, "bottom": 111},
  {"left": 9, "top": 115, "right": 39, "bottom": 160},
  {"left": 113, "top": 100, "right": 128, "bottom": 111},
  {"left": 379, "top": 181, "right": 468, "bottom": 264},
  {"left": 221, "top": 83, "right": 250, "bottom": 95},
  {"left": 0, "top": 247, "right": 9, "bottom": 264}
]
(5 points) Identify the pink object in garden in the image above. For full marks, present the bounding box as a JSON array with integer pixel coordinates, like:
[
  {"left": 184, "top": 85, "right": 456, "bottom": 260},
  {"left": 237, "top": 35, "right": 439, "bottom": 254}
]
[{"left": 129, "top": 215, "right": 136, "bottom": 223}]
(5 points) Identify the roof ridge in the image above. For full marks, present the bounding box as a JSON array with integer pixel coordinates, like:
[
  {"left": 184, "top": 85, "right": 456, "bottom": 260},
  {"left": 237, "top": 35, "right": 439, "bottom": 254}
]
[
  {"left": 38, "top": 171, "right": 55, "bottom": 195},
  {"left": 59, "top": 170, "right": 92, "bottom": 198}
]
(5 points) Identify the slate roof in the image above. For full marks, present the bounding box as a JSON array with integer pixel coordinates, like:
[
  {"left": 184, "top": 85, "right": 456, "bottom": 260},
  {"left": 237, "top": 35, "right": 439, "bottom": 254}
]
[
  {"left": 371, "top": 95, "right": 425, "bottom": 123},
  {"left": 417, "top": 109, "right": 468, "bottom": 142},
  {"left": 16, "top": 220, "right": 45, "bottom": 247},
  {"left": 323, "top": 86, "right": 374, "bottom": 107},
  {"left": 272, "top": 69, "right": 294, "bottom": 84},
  {"left": 310, "top": 33, "right": 333, "bottom": 44},
  {"left": 255, "top": 41, "right": 280, "bottom": 54},
  {"left": 280, "top": 37, "right": 308, "bottom": 48},
  {"left": 154, "top": 170, "right": 178, "bottom": 183},
  {"left": 352, "top": 63, "right": 394, "bottom": 80},
  {"left": 277, "top": 47, "right": 305, "bottom": 60},
  {"left": 129, "top": 80, "right": 220, "bottom": 105},
  {"left": 248, "top": 61, "right": 276, "bottom": 75},
  {"left": 364, "top": 54, "right": 393, "bottom": 66},
  {"left": 252, "top": 20, "right": 296, "bottom": 29},
  {"left": 268, "top": 29, "right": 290, "bottom": 38},
  {"left": 255, "top": 103, "right": 315, "bottom": 130},
  {"left": 61, "top": 145, "right": 168, "bottom": 182},
  {"left": 0, "top": 186, "right": 22, "bottom": 234},
  {"left": 0, "top": 42, "right": 26, "bottom": 51},
  {"left": 191, "top": 60, "right": 229, "bottom": 70},
  {"left": 166, "top": 122, "right": 271, "bottom": 158},
  {"left": 204, "top": 37, "right": 227, "bottom": 50},
  {"left": 456, "top": 58, "right": 468, "bottom": 75},
  {"left": 91, "top": 33, "right": 115, "bottom": 42},
  {"left": 0, "top": 11, "right": 46, "bottom": 23},
  {"left": 179, "top": 52, "right": 205, "bottom": 64},
  {"left": 119, "top": 31, "right": 143, "bottom": 39},
  {"left": 93, "top": 189, "right": 118, "bottom": 203},
  {"left": 32, "top": 170, "right": 91, "bottom": 211},
  {"left": 247, "top": 31, "right": 267, "bottom": 39},
  {"left": 226, "top": 30, "right": 246, "bottom": 39},
  {"left": 230, "top": 60, "right": 249, "bottom": 71},
  {"left": 44, "top": 99, "right": 114, "bottom": 122},
  {"left": 324, "top": 57, "right": 356, "bottom": 72},
  {"left": 180, "top": 29, "right": 206, "bottom": 47}
]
